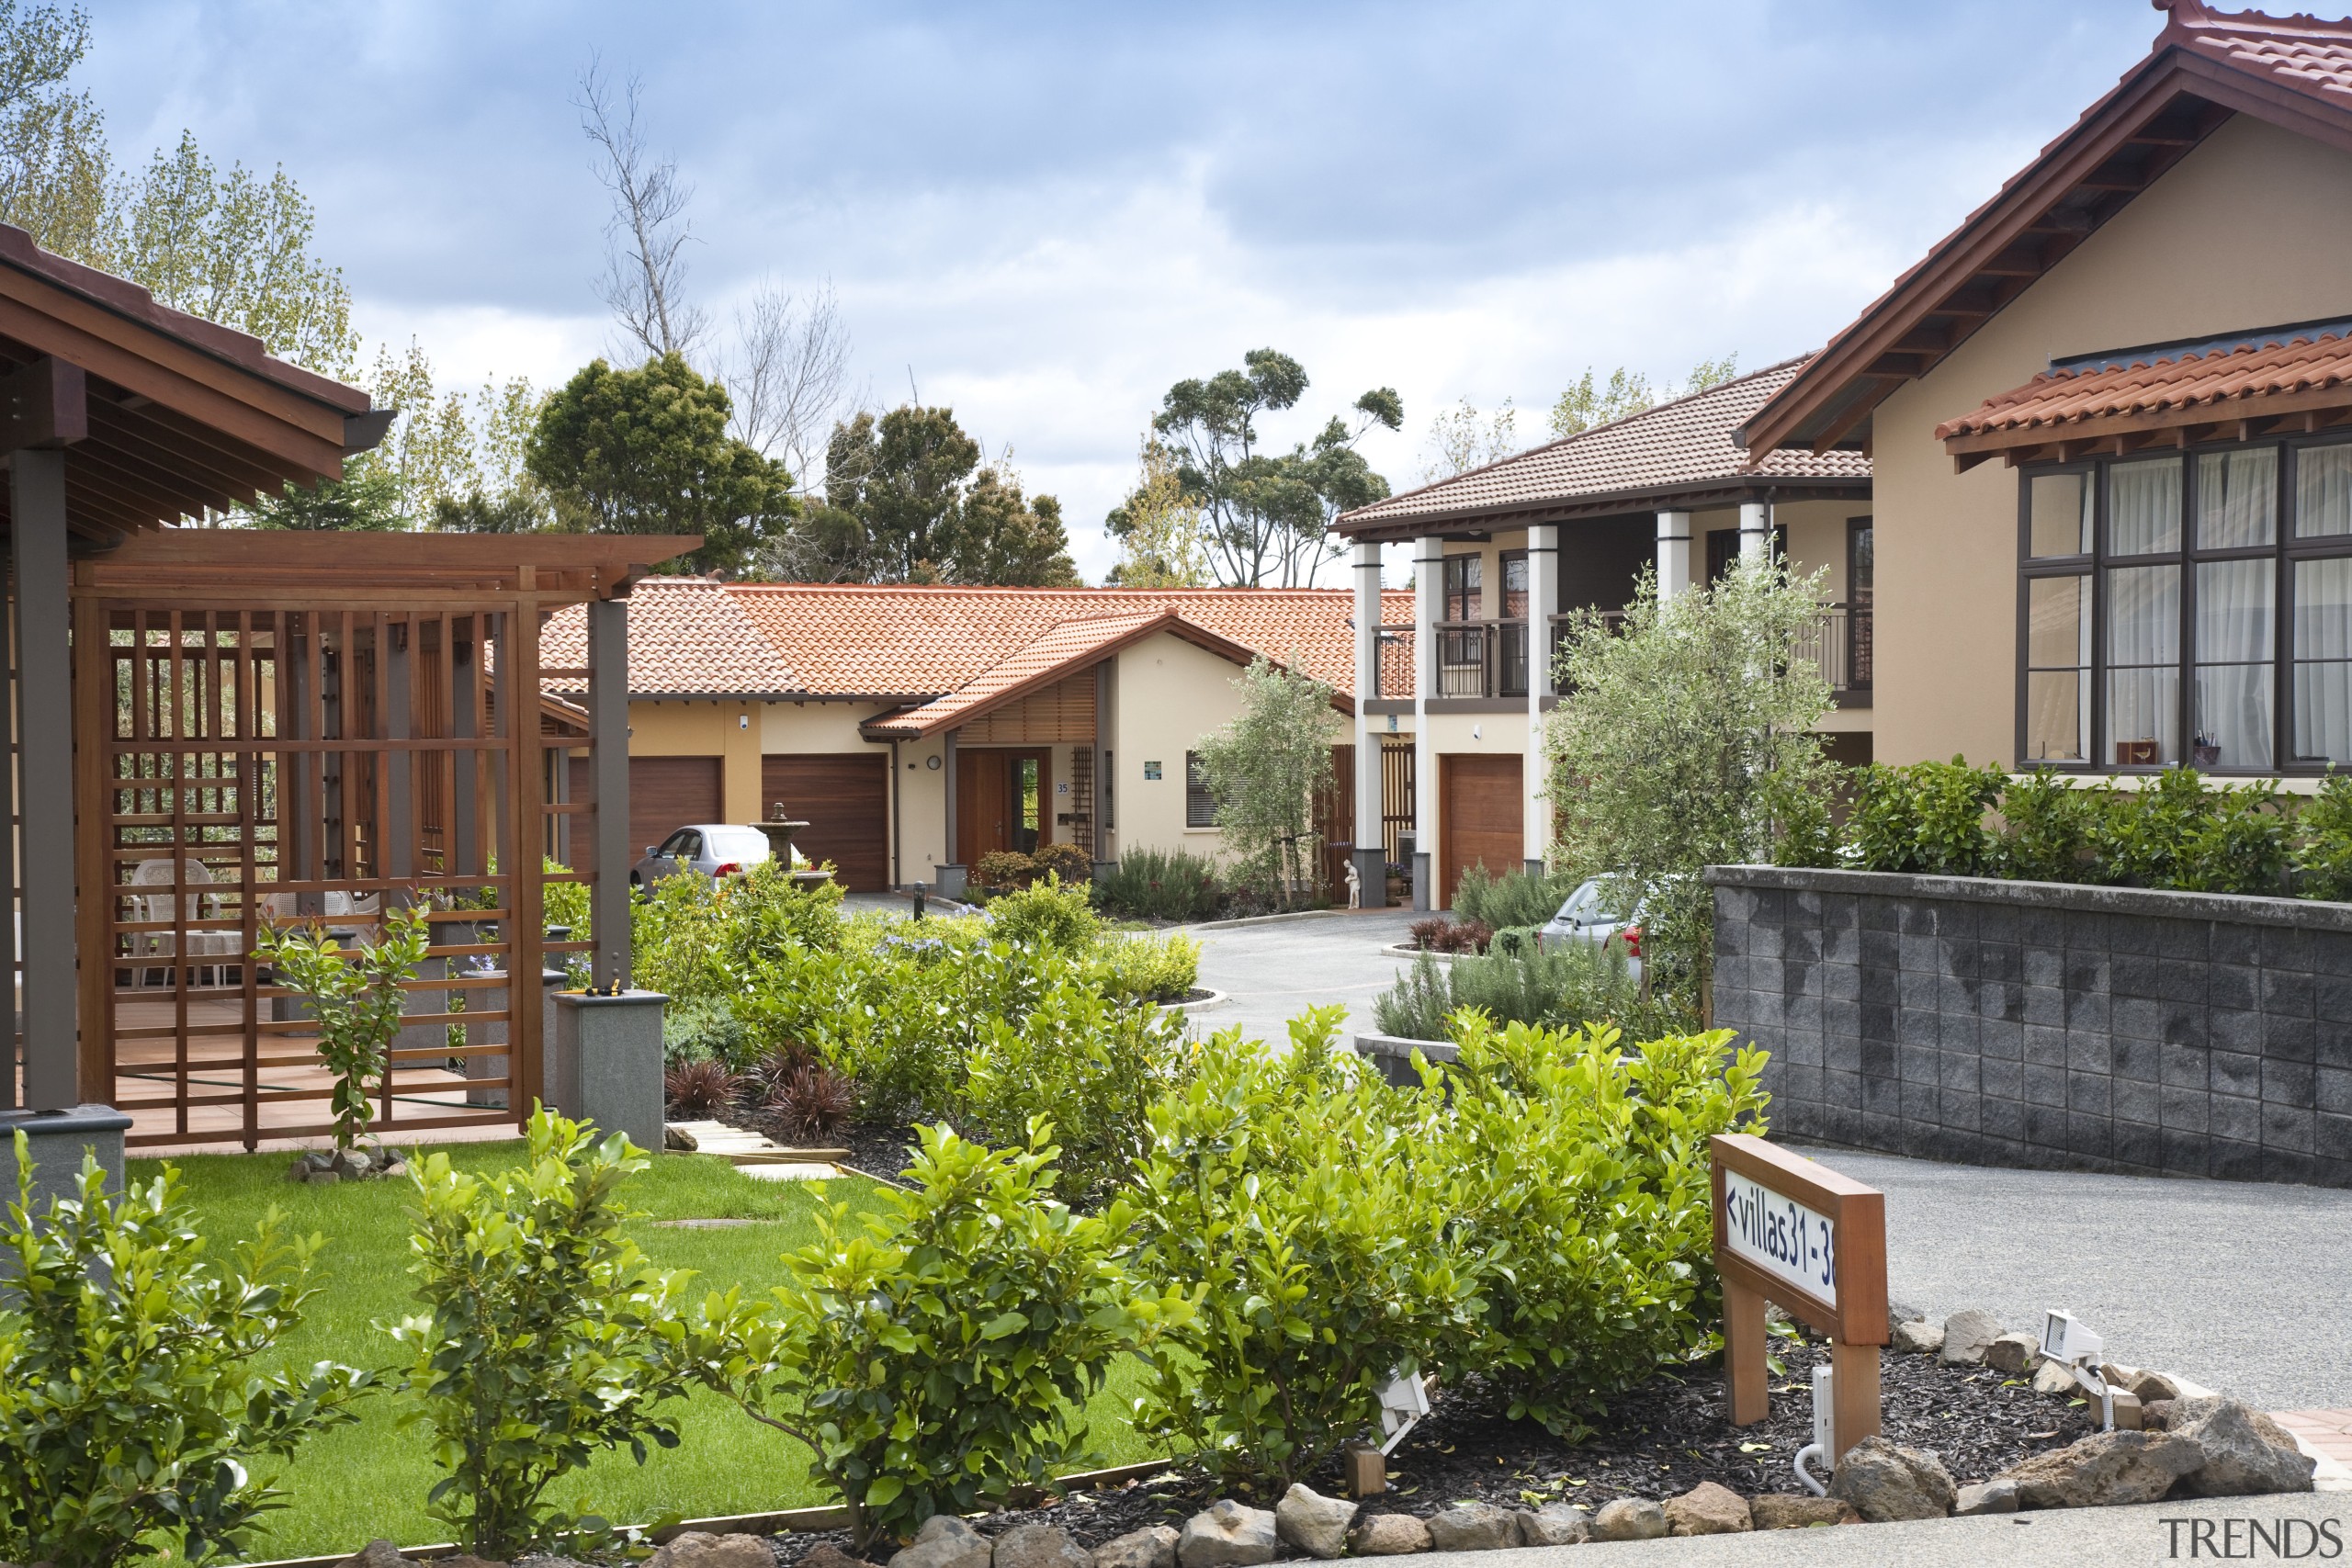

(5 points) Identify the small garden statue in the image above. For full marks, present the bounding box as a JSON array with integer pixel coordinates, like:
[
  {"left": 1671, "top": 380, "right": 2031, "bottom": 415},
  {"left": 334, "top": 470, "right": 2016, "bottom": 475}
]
[{"left": 254, "top": 901, "right": 433, "bottom": 1184}]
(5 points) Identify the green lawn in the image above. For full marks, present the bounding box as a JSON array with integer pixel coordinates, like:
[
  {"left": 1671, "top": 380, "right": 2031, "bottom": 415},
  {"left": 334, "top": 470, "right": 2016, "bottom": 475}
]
[{"left": 135, "top": 1145, "right": 1161, "bottom": 1560}]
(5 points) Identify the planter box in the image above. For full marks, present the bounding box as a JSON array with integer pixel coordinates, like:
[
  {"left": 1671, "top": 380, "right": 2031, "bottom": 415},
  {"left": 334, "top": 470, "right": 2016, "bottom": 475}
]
[
  {"left": 1705, "top": 864, "right": 2352, "bottom": 1189},
  {"left": 1352, "top": 1030, "right": 1456, "bottom": 1086}
]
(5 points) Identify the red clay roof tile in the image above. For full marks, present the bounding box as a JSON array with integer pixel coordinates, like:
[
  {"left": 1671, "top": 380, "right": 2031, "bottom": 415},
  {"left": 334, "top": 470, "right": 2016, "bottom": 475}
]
[{"left": 1935, "top": 326, "right": 2352, "bottom": 443}]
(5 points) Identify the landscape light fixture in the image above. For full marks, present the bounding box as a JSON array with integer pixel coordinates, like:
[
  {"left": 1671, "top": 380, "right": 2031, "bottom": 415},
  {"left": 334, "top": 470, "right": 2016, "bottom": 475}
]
[
  {"left": 2041, "top": 1309, "right": 2116, "bottom": 1430},
  {"left": 1375, "top": 1370, "right": 1430, "bottom": 1456}
]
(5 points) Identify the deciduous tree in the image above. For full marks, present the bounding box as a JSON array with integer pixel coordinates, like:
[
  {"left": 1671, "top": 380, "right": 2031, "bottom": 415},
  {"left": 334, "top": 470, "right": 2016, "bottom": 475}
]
[
  {"left": 1105, "top": 434, "right": 1207, "bottom": 587},
  {"left": 1547, "top": 355, "right": 1740, "bottom": 440}
]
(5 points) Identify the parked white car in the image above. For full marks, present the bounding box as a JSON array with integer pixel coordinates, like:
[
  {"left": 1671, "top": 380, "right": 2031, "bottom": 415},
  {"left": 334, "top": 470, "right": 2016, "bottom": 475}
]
[
  {"left": 630, "top": 823, "right": 808, "bottom": 892},
  {"left": 1538, "top": 875, "right": 1645, "bottom": 981}
]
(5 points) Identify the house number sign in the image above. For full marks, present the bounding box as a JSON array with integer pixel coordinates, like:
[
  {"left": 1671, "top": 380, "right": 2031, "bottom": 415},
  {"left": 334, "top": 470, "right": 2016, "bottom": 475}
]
[{"left": 1710, "top": 1134, "right": 1888, "bottom": 1462}]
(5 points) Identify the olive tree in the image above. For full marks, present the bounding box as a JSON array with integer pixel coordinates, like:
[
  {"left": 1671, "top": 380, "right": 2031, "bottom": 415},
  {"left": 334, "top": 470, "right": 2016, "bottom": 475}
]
[
  {"left": 1192, "top": 657, "right": 1340, "bottom": 910},
  {"left": 1544, "top": 556, "right": 1838, "bottom": 1009}
]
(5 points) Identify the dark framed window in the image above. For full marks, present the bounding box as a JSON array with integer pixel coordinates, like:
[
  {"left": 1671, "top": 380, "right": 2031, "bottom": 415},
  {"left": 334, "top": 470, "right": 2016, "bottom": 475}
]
[
  {"left": 1706, "top": 523, "right": 1790, "bottom": 581},
  {"left": 1184, "top": 751, "right": 1218, "bottom": 828},
  {"left": 1442, "top": 553, "right": 1481, "bottom": 620},
  {"left": 2016, "top": 436, "right": 2352, "bottom": 773}
]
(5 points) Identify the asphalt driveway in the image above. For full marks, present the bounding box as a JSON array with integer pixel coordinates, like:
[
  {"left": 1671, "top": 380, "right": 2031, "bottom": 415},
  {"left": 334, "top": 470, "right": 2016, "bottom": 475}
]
[{"left": 1181, "top": 908, "right": 1425, "bottom": 1044}]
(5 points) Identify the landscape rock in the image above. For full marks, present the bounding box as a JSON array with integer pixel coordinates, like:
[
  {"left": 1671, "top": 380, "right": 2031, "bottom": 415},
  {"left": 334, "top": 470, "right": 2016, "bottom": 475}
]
[
  {"left": 1939, "top": 1309, "right": 2003, "bottom": 1365},
  {"left": 2144, "top": 1398, "right": 2177, "bottom": 1430},
  {"left": 2131, "top": 1370, "right": 2183, "bottom": 1403},
  {"left": 1984, "top": 1333, "right": 2039, "bottom": 1376},
  {"left": 334, "top": 1147, "right": 374, "bottom": 1178},
  {"left": 2031, "top": 1359, "right": 2080, "bottom": 1396},
  {"left": 1425, "top": 1502, "right": 1516, "bottom": 1552},
  {"left": 1887, "top": 1299, "right": 1928, "bottom": 1325},
  {"left": 1177, "top": 1500, "right": 1277, "bottom": 1568},
  {"left": 1748, "top": 1495, "right": 1860, "bottom": 1529},
  {"left": 890, "top": 1515, "right": 991, "bottom": 1568},
  {"left": 306, "top": 1168, "right": 340, "bottom": 1187},
  {"left": 2171, "top": 1398, "right": 2317, "bottom": 1496},
  {"left": 1826, "top": 1434, "right": 1957, "bottom": 1521},
  {"left": 1590, "top": 1498, "right": 1668, "bottom": 1542},
  {"left": 2099, "top": 1363, "right": 2142, "bottom": 1391},
  {"left": 1513, "top": 1504, "right": 1590, "bottom": 1546},
  {"left": 801, "top": 1548, "right": 870, "bottom": 1568},
  {"left": 339, "top": 1542, "right": 419, "bottom": 1568},
  {"left": 994, "top": 1524, "right": 1089, "bottom": 1568},
  {"left": 1347, "top": 1514, "right": 1431, "bottom": 1556},
  {"left": 1093, "top": 1528, "right": 1177, "bottom": 1568},
  {"left": 648, "top": 1535, "right": 771, "bottom": 1568},
  {"left": 666, "top": 1123, "right": 700, "bottom": 1151},
  {"left": 1274, "top": 1484, "right": 1357, "bottom": 1560},
  {"left": 1890, "top": 1319, "right": 1945, "bottom": 1357},
  {"left": 1663, "top": 1482, "right": 1752, "bottom": 1535},
  {"left": 1953, "top": 1479, "right": 2019, "bottom": 1516},
  {"left": 1997, "top": 1429, "right": 2204, "bottom": 1507}
]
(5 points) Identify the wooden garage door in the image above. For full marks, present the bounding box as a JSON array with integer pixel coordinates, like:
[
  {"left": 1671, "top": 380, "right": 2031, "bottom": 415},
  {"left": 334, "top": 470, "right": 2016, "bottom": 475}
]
[
  {"left": 1440, "top": 753, "right": 1522, "bottom": 908},
  {"left": 629, "top": 756, "right": 723, "bottom": 874},
  {"left": 762, "top": 753, "right": 889, "bottom": 891}
]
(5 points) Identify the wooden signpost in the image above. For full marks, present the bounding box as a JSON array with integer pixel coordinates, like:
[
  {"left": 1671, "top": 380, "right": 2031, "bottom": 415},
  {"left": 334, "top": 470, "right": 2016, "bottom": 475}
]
[{"left": 1709, "top": 1134, "right": 1888, "bottom": 1463}]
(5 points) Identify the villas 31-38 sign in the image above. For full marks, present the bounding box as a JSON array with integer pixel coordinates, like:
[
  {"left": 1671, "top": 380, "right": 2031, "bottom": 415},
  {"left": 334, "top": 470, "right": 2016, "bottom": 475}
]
[{"left": 1720, "top": 1167, "right": 1838, "bottom": 1307}]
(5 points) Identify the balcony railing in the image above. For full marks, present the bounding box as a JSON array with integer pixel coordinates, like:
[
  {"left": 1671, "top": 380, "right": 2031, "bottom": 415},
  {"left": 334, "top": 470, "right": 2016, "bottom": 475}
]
[{"left": 1372, "top": 606, "right": 1871, "bottom": 701}]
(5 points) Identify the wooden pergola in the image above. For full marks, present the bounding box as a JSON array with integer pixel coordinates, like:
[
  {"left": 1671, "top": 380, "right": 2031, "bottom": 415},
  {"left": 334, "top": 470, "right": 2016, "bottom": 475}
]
[{"left": 0, "top": 220, "right": 693, "bottom": 1149}]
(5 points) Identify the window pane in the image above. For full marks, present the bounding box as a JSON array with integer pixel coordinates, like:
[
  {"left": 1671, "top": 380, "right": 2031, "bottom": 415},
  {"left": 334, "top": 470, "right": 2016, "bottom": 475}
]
[
  {"left": 2106, "top": 562, "right": 2179, "bottom": 764},
  {"left": 2293, "top": 557, "right": 2352, "bottom": 763},
  {"left": 2029, "top": 472, "right": 2091, "bottom": 557},
  {"left": 2295, "top": 442, "right": 2352, "bottom": 539},
  {"left": 2197, "top": 446, "right": 2278, "bottom": 548},
  {"left": 2193, "top": 557, "right": 2275, "bottom": 769},
  {"left": 2027, "top": 574, "right": 2089, "bottom": 668},
  {"left": 2108, "top": 457, "right": 2182, "bottom": 556},
  {"left": 2024, "top": 575, "right": 2090, "bottom": 765}
]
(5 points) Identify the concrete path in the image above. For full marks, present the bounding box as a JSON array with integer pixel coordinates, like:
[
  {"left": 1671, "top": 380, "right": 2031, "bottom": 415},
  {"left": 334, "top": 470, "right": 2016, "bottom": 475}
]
[
  {"left": 1181, "top": 908, "right": 1424, "bottom": 1043},
  {"left": 1789, "top": 1144, "right": 2352, "bottom": 1410},
  {"left": 1405, "top": 1493, "right": 2349, "bottom": 1567}
]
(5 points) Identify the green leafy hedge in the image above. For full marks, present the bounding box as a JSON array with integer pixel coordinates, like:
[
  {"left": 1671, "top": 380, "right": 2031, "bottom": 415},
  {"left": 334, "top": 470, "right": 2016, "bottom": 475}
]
[{"left": 1791, "top": 758, "right": 2352, "bottom": 899}]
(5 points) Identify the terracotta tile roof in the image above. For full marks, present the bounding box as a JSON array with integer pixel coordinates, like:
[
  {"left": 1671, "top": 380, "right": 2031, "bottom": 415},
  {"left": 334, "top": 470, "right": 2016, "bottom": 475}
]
[
  {"left": 543, "top": 580, "right": 1418, "bottom": 702},
  {"left": 1935, "top": 321, "right": 2352, "bottom": 446},
  {"left": 867, "top": 609, "right": 1268, "bottom": 738},
  {"left": 2172, "top": 2, "right": 2352, "bottom": 100},
  {"left": 540, "top": 577, "right": 798, "bottom": 698},
  {"left": 1336, "top": 357, "right": 1870, "bottom": 534}
]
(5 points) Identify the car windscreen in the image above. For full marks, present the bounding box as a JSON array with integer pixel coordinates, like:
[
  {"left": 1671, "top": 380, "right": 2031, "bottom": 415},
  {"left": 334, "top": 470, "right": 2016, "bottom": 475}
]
[
  {"left": 1554, "top": 878, "right": 1631, "bottom": 926},
  {"left": 705, "top": 828, "right": 774, "bottom": 861}
]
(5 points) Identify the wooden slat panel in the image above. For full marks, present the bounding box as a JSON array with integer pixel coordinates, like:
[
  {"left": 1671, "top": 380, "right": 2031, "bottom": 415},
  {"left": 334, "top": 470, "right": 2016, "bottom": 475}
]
[
  {"left": 762, "top": 753, "right": 888, "bottom": 891},
  {"left": 1439, "top": 752, "right": 1523, "bottom": 909},
  {"left": 629, "top": 756, "right": 723, "bottom": 870}
]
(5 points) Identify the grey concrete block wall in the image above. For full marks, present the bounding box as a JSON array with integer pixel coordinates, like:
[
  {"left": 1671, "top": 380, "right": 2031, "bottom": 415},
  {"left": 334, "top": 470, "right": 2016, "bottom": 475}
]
[{"left": 1708, "top": 865, "right": 2352, "bottom": 1189}]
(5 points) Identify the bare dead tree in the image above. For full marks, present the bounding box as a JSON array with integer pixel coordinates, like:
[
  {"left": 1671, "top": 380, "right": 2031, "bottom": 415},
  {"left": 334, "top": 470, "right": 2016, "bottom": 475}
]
[
  {"left": 723, "top": 277, "right": 853, "bottom": 491},
  {"left": 576, "top": 60, "right": 707, "bottom": 361}
]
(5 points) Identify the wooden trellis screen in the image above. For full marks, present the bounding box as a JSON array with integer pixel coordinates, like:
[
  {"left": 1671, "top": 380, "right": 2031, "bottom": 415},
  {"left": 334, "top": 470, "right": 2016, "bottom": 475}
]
[{"left": 64, "top": 534, "right": 658, "bottom": 1152}]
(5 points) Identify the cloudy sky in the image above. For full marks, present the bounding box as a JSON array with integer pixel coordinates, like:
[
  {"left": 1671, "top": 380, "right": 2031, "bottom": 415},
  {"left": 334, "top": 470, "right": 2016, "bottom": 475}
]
[{"left": 85, "top": 0, "right": 2163, "bottom": 581}]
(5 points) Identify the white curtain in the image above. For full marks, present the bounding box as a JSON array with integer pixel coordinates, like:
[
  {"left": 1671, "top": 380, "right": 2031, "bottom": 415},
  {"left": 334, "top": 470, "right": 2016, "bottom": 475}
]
[
  {"left": 2296, "top": 443, "right": 2352, "bottom": 540},
  {"left": 2193, "top": 558, "right": 2274, "bottom": 767},
  {"left": 2109, "top": 457, "right": 2182, "bottom": 556},
  {"left": 2025, "top": 575, "right": 2090, "bottom": 761},
  {"left": 2198, "top": 447, "right": 2278, "bottom": 548},
  {"left": 2107, "top": 563, "right": 2179, "bottom": 761},
  {"left": 2295, "top": 557, "right": 2352, "bottom": 761}
]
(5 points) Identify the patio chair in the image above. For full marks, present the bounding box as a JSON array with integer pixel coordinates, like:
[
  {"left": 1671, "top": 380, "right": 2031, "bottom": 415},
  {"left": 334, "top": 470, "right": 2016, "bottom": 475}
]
[{"left": 127, "top": 857, "right": 240, "bottom": 987}]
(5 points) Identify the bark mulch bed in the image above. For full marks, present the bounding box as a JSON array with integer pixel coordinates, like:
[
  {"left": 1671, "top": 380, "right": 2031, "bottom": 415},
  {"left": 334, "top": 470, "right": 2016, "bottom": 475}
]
[{"left": 763, "top": 1331, "right": 2098, "bottom": 1564}]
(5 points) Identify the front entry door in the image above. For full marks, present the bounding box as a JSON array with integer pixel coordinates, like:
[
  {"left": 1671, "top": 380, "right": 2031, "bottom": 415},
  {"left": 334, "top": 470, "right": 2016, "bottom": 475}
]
[{"left": 956, "top": 748, "right": 1052, "bottom": 861}]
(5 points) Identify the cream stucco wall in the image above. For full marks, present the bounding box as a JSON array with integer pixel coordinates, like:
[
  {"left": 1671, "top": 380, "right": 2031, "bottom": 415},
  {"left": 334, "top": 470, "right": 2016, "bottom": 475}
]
[{"left": 1872, "top": 113, "right": 2352, "bottom": 768}]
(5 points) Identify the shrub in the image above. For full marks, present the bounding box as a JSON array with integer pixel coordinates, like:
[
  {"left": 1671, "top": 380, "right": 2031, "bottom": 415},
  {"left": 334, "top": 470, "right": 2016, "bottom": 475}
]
[
  {"left": 634, "top": 861, "right": 845, "bottom": 1006},
  {"left": 662, "top": 995, "right": 751, "bottom": 1069},
  {"left": 986, "top": 875, "right": 1101, "bottom": 951},
  {"left": 972, "top": 850, "right": 1035, "bottom": 893},
  {"left": 664, "top": 1058, "right": 742, "bottom": 1118},
  {"left": 0, "top": 1136, "right": 373, "bottom": 1568},
  {"left": 254, "top": 903, "right": 433, "bottom": 1153},
  {"left": 1033, "top": 841, "right": 1093, "bottom": 882},
  {"left": 1086, "top": 931, "right": 1202, "bottom": 1004},
  {"left": 389, "top": 1111, "right": 700, "bottom": 1558},
  {"left": 769, "top": 1059, "right": 857, "bottom": 1142},
  {"left": 964, "top": 977, "right": 1193, "bottom": 1204},
  {"left": 1408, "top": 916, "right": 1492, "bottom": 953},
  {"left": 691, "top": 1124, "right": 1193, "bottom": 1551},
  {"left": 2296, "top": 773, "right": 2352, "bottom": 900},
  {"left": 1373, "top": 938, "right": 1675, "bottom": 1041},
  {"left": 1995, "top": 770, "right": 2107, "bottom": 884},
  {"left": 1129, "top": 1010, "right": 1479, "bottom": 1485},
  {"left": 1848, "top": 757, "right": 2004, "bottom": 876},
  {"left": 1091, "top": 847, "right": 1226, "bottom": 923},
  {"left": 1453, "top": 864, "right": 1580, "bottom": 932},
  {"left": 1434, "top": 1017, "right": 1770, "bottom": 1438}
]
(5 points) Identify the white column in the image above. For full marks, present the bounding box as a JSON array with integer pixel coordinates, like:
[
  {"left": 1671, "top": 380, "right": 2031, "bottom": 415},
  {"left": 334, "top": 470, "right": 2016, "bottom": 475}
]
[
  {"left": 1739, "top": 498, "right": 1771, "bottom": 562},
  {"left": 1351, "top": 539, "right": 1385, "bottom": 905},
  {"left": 1413, "top": 535, "right": 1443, "bottom": 911},
  {"left": 1657, "top": 510, "right": 1692, "bottom": 601},
  {"left": 1524, "top": 524, "right": 1559, "bottom": 875}
]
